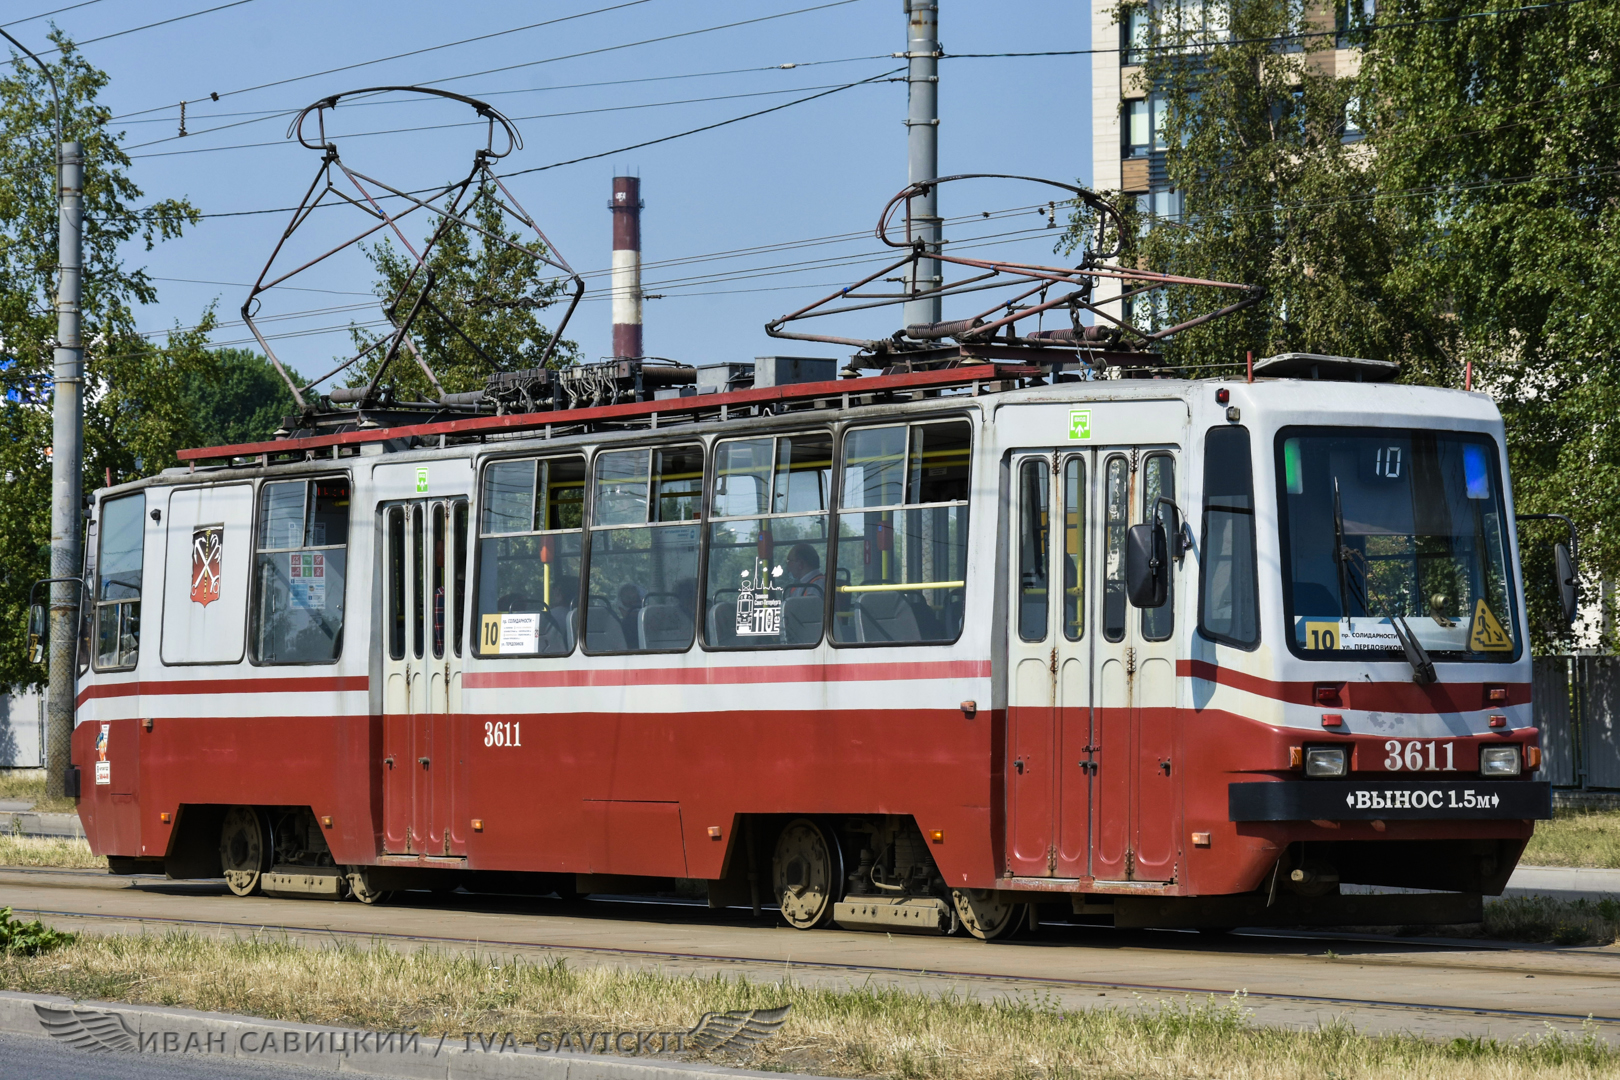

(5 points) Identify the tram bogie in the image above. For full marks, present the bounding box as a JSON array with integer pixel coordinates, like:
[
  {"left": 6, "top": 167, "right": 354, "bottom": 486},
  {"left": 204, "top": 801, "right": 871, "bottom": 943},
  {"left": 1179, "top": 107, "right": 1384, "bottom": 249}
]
[{"left": 59, "top": 362, "right": 1554, "bottom": 937}]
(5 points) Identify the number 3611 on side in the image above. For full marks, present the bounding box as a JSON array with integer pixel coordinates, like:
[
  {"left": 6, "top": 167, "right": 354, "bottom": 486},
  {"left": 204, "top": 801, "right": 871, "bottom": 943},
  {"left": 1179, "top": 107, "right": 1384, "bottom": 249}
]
[{"left": 484, "top": 721, "right": 522, "bottom": 748}]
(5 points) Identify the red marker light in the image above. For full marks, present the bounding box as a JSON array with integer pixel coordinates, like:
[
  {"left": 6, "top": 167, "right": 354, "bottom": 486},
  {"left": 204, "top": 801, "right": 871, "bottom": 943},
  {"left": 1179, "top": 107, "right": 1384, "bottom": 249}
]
[
  {"left": 1216, "top": 387, "right": 1230, "bottom": 405},
  {"left": 1321, "top": 714, "right": 1344, "bottom": 728}
]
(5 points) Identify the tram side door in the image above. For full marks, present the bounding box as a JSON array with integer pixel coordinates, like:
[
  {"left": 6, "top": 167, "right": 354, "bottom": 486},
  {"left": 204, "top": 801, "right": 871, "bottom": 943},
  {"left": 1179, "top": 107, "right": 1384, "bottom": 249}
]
[
  {"left": 1005, "top": 452, "right": 1092, "bottom": 878},
  {"left": 1091, "top": 447, "right": 1180, "bottom": 883},
  {"left": 381, "top": 498, "right": 470, "bottom": 858}
]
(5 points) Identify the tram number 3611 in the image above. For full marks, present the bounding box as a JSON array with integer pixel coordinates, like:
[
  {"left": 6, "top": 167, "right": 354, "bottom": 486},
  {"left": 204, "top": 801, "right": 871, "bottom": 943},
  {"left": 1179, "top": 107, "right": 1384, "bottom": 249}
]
[
  {"left": 1384, "top": 739, "right": 1456, "bottom": 772},
  {"left": 484, "top": 721, "right": 523, "bottom": 748}
]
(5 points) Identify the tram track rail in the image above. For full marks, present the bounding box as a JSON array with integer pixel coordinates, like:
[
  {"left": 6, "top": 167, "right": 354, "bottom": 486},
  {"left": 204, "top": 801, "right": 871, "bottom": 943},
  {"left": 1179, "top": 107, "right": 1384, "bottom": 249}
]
[{"left": 6, "top": 868, "right": 1619, "bottom": 1036}]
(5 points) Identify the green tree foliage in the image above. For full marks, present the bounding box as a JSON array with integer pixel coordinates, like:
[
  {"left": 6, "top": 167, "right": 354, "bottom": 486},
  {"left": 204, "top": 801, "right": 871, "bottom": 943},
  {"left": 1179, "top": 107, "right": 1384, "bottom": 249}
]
[
  {"left": 344, "top": 186, "right": 578, "bottom": 402},
  {"left": 0, "top": 33, "right": 208, "bottom": 689},
  {"left": 184, "top": 347, "right": 299, "bottom": 448},
  {"left": 1071, "top": 0, "right": 1620, "bottom": 650},
  {"left": 1361, "top": 0, "right": 1620, "bottom": 648}
]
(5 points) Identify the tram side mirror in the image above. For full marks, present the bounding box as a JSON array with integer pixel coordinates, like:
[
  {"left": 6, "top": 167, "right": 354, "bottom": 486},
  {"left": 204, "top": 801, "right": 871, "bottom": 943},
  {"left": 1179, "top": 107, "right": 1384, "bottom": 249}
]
[
  {"left": 26, "top": 602, "right": 46, "bottom": 664},
  {"left": 1555, "top": 542, "right": 1578, "bottom": 628},
  {"left": 1126, "top": 523, "right": 1168, "bottom": 608}
]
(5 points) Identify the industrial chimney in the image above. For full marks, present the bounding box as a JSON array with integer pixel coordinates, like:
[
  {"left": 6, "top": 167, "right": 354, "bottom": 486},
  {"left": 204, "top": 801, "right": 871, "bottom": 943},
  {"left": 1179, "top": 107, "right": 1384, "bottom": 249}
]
[{"left": 610, "top": 175, "right": 643, "bottom": 360}]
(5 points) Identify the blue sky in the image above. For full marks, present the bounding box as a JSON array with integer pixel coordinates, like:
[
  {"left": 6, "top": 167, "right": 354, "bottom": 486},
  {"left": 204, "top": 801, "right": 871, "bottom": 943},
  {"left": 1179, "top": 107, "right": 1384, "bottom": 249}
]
[{"left": 5, "top": 0, "right": 1093, "bottom": 381}]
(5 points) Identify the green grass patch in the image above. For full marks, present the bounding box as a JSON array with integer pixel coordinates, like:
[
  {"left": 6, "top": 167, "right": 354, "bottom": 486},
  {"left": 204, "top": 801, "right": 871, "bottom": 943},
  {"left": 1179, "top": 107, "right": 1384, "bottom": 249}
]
[
  {"left": 0, "top": 929, "right": 1614, "bottom": 1079},
  {"left": 1485, "top": 895, "right": 1620, "bottom": 947},
  {"left": 1524, "top": 809, "right": 1620, "bottom": 870}
]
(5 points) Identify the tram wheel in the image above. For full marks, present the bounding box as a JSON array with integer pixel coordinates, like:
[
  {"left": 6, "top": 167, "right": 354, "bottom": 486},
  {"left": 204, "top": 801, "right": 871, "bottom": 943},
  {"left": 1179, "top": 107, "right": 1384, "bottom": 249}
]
[
  {"left": 772, "top": 818, "right": 842, "bottom": 929},
  {"left": 345, "top": 867, "right": 393, "bottom": 906},
  {"left": 950, "top": 888, "right": 1023, "bottom": 941},
  {"left": 219, "top": 806, "right": 269, "bottom": 897}
]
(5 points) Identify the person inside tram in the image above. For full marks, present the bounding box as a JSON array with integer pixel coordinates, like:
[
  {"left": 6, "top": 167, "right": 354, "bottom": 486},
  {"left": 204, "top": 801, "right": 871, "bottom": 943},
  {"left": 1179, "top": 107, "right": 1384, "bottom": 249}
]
[{"left": 784, "top": 543, "right": 825, "bottom": 597}]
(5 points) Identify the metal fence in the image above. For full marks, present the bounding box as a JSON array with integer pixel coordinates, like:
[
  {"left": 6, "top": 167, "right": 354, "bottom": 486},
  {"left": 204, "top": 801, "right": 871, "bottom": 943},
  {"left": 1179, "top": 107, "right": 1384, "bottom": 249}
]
[{"left": 1534, "top": 656, "right": 1620, "bottom": 790}]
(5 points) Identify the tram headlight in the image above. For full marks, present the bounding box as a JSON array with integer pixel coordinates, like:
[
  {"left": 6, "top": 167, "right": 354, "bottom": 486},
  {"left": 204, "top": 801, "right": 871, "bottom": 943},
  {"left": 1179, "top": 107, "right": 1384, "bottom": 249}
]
[
  {"left": 1303, "top": 746, "right": 1348, "bottom": 778},
  {"left": 1479, "top": 746, "right": 1522, "bottom": 777}
]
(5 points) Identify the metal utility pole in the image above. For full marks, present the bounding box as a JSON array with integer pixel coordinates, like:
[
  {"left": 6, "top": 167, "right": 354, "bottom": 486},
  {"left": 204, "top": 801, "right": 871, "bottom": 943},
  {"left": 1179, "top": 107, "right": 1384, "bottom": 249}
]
[
  {"left": 902, "top": 0, "right": 941, "bottom": 329},
  {"left": 5, "top": 26, "right": 82, "bottom": 799},
  {"left": 46, "top": 141, "right": 83, "bottom": 799},
  {"left": 610, "top": 175, "right": 644, "bottom": 360}
]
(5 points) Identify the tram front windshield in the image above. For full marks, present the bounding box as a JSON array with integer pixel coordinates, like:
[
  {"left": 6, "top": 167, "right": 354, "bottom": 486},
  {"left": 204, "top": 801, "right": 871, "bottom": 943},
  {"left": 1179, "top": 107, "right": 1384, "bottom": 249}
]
[{"left": 1277, "top": 428, "right": 1519, "bottom": 661}]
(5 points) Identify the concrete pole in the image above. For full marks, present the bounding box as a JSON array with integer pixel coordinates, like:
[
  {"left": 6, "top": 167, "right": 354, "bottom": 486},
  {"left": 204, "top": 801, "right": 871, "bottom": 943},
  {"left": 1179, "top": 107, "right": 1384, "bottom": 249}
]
[
  {"left": 903, "top": 0, "right": 941, "bottom": 330},
  {"left": 610, "top": 175, "right": 643, "bottom": 360},
  {"left": 46, "top": 141, "right": 83, "bottom": 799}
]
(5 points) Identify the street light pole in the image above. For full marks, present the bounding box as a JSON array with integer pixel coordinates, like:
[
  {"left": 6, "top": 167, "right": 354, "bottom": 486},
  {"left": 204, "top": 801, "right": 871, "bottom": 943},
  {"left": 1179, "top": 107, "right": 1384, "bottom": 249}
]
[
  {"left": 47, "top": 141, "right": 84, "bottom": 799},
  {"left": 902, "top": 0, "right": 941, "bottom": 330}
]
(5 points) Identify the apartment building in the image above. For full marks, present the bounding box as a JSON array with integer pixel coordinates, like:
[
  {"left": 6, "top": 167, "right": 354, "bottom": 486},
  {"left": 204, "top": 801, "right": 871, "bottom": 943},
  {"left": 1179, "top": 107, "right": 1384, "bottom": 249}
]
[{"left": 1088, "top": 0, "right": 1371, "bottom": 226}]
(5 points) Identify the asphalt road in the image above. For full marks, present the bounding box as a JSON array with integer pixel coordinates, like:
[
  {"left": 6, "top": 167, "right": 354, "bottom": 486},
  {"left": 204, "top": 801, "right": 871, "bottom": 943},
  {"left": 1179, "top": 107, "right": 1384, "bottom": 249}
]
[
  {"left": 0, "top": 1029, "right": 381, "bottom": 1080},
  {"left": 4, "top": 867, "right": 1618, "bottom": 1045}
]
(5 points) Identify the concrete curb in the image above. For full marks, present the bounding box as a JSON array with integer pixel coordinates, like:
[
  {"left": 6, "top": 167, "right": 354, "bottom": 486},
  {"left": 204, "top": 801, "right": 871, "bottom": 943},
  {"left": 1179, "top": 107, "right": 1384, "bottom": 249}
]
[
  {"left": 0, "top": 990, "right": 828, "bottom": 1080},
  {"left": 4, "top": 810, "right": 85, "bottom": 839}
]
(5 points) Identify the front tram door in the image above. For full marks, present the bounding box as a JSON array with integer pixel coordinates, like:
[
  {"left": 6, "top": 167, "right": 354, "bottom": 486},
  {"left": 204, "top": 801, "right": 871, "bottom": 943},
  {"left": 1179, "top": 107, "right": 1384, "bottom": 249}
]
[
  {"left": 1005, "top": 453, "right": 1092, "bottom": 878},
  {"left": 1091, "top": 448, "right": 1180, "bottom": 883},
  {"left": 382, "top": 499, "right": 470, "bottom": 857}
]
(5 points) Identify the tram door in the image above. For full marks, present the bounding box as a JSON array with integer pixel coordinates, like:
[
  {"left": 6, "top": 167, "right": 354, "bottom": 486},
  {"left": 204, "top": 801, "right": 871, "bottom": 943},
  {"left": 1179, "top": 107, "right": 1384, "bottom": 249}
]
[
  {"left": 1091, "top": 448, "right": 1179, "bottom": 883},
  {"left": 1005, "top": 453, "right": 1092, "bottom": 878},
  {"left": 381, "top": 499, "right": 470, "bottom": 857}
]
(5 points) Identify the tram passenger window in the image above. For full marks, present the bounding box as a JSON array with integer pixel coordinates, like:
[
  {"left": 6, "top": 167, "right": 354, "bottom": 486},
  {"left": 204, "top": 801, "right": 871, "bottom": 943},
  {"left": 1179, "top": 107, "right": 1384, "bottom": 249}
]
[
  {"left": 474, "top": 455, "right": 585, "bottom": 657},
  {"left": 1141, "top": 454, "right": 1176, "bottom": 641},
  {"left": 585, "top": 446, "right": 703, "bottom": 653},
  {"left": 1017, "top": 459, "right": 1049, "bottom": 642},
  {"left": 251, "top": 477, "right": 349, "bottom": 664},
  {"left": 452, "top": 502, "right": 468, "bottom": 657},
  {"left": 94, "top": 493, "right": 146, "bottom": 670},
  {"left": 1103, "top": 456, "right": 1129, "bottom": 642},
  {"left": 387, "top": 507, "right": 405, "bottom": 661},
  {"left": 1199, "top": 427, "right": 1259, "bottom": 648},
  {"left": 1063, "top": 458, "right": 1086, "bottom": 641},
  {"left": 705, "top": 432, "right": 832, "bottom": 649},
  {"left": 833, "top": 420, "right": 971, "bottom": 645}
]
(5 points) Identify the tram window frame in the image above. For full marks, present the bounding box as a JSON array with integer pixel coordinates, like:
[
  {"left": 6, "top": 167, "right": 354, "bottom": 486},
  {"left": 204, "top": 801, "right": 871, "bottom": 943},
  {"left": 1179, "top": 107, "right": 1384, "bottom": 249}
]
[
  {"left": 582, "top": 443, "right": 705, "bottom": 656},
  {"left": 249, "top": 475, "right": 351, "bottom": 665},
  {"left": 1198, "top": 426, "right": 1260, "bottom": 650},
  {"left": 1062, "top": 456, "right": 1087, "bottom": 642},
  {"left": 92, "top": 492, "right": 147, "bottom": 672},
  {"left": 472, "top": 453, "right": 587, "bottom": 659},
  {"left": 831, "top": 417, "right": 972, "bottom": 648},
  {"left": 1140, "top": 453, "right": 1176, "bottom": 642},
  {"left": 1016, "top": 458, "right": 1050, "bottom": 643},
  {"left": 701, "top": 429, "right": 834, "bottom": 651}
]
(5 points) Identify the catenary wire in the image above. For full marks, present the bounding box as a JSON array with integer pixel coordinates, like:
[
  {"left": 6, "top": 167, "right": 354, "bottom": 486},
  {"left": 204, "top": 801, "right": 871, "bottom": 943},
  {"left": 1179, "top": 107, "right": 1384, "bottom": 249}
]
[
  {"left": 124, "top": 78, "right": 895, "bottom": 155},
  {"left": 110, "top": 0, "right": 868, "bottom": 121},
  {"left": 108, "top": 0, "right": 659, "bottom": 121},
  {"left": 115, "top": 54, "right": 892, "bottom": 138},
  {"left": 1, "top": 0, "right": 106, "bottom": 29},
  {"left": 41, "top": 0, "right": 262, "bottom": 53}
]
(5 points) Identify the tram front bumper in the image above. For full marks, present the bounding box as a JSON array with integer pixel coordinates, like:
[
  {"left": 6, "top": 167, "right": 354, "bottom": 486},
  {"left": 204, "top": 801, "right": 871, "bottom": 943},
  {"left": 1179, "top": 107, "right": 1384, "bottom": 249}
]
[{"left": 1229, "top": 779, "right": 1552, "bottom": 822}]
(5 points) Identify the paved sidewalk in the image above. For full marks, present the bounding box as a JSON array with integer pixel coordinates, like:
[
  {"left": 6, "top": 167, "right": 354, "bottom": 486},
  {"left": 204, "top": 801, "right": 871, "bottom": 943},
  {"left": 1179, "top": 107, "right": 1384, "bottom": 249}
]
[
  {"left": 2, "top": 810, "right": 83, "bottom": 840},
  {"left": 1504, "top": 865, "right": 1620, "bottom": 901}
]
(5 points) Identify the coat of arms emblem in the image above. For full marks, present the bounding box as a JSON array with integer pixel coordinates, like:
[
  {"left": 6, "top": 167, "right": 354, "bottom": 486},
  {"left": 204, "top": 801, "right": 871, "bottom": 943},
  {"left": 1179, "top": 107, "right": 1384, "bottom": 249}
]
[{"left": 190, "top": 526, "right": 223, "bottom": 607}]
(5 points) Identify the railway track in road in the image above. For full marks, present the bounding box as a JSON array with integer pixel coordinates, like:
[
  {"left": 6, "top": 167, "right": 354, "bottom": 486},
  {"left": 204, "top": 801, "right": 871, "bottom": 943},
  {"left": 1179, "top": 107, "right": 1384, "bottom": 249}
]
[{"left": 4, "top": 867, "right": 1619, "bottom": 1043}]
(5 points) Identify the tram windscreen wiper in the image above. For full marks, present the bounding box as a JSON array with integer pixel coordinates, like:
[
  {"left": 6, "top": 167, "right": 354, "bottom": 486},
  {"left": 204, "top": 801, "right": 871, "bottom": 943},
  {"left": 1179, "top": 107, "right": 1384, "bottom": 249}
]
[{"left": 1332, "top": 477, "right": 1436, "bottom": 685}]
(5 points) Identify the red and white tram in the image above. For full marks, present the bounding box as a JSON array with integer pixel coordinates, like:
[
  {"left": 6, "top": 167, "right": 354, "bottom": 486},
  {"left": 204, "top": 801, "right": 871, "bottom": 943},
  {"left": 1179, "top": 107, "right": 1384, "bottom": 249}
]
[{"left": 63, "top": 355, "right": 1551, "bottom": 938}]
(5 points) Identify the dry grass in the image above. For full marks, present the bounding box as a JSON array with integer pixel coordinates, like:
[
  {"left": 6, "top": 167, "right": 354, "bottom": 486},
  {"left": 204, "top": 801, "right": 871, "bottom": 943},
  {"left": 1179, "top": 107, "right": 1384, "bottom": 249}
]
[
  {"left": 0, "top": 834, "right": 104, "bottom": 869},
  {"left": 0, "top": 770, "right": 76, "bottom": 814},
  {"left": 1524, "top": 810, "right": 1620, "bottom": 870},
  {"left": 1, "top": 931, "right": 1614, "bottom": 1080}
]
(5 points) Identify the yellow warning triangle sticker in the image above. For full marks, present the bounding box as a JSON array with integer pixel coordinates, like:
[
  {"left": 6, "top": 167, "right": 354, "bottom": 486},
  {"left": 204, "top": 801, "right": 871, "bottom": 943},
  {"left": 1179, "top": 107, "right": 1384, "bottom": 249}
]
[{"left": 1468, "top": 599, "right": 1512, "bottom": 652}]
